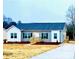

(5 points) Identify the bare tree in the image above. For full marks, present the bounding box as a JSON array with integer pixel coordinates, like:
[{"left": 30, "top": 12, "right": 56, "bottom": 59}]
[
  {"left": 66, "top": 5, "right": 75, "bottom": 24},
  {"left": 66, "top": 5, "right": 75, "bottom": 40}
]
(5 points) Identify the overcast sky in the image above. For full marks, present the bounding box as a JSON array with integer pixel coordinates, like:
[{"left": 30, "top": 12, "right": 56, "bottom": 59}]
[{"left": 3, "top": 0, "right": 74, "bottom": 23}]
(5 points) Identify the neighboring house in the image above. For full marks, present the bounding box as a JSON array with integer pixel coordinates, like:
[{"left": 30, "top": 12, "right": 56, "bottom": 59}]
[
  {"left": 3, "top": 28, "right": 7, "bottom": 39},
  {"left": 4, "top": 23, "right": 66, "bottom": 43}
]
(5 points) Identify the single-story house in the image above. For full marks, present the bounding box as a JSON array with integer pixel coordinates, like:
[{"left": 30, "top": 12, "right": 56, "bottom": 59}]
[{"left": 4, "top": 23, "right": 66, "bottom": 43}]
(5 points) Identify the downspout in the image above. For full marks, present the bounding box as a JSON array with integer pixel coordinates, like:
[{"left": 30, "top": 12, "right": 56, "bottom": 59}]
[
  {"left": 21, "top": 30, "right": 23, "bottom": 42},
  {"left": 21, "top": 31, "right": 22, "bottom": 42}
]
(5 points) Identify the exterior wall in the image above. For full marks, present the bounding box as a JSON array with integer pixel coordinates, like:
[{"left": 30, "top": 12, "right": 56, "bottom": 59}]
[
  {"left": 21, "top": 30, "right": 66, "bottom": 42},
  {"left": 7, "top": 26, "right": 21, "bottom": 42},
  {"left": 63, "top": 25, "right": 67, "bottom": 40},
  {"left": 51, "top": 30, "right": 60, "bottom": 42},
  {"left": 21, "top": 31, "right": 51, "bottom": 42},
  {"left": 3, "top": 29, "right": 7, "bottom": 40},
  {"left": 51, "top": 28, "right": 66, "bottom": 43},
  {"left": 21, "top": 32, "right": 32, "bottom": 41},
  {"left": 60, "top": 31, "right": 64, "bottom": 42},
  {"left": 62, "top": 30, "right": 66, "bottom": 42},
  {"left": 60, "top": 25, "right": 66, "bottom": 42},
  {"left": 39, "top": 32, "right": 51, "bottom": 42}
]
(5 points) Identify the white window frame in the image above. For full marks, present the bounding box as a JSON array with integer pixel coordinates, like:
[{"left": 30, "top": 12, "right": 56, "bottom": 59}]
[
  {"left": 54, "top": 33, "right": 57, "bottom": 39},
  {"left": 23, "top": 32, "right": 32, "bottom": 39},
  {"left": 10, "top": 33, "right": 17, "bottom": 38},
  {"left": 41, "top": 32, "right": 48, "bottom": 39}
]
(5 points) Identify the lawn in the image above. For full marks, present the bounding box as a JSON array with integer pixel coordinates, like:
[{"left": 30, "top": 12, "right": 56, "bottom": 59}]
[{"left": 3, "top": 44, "right": 59, "bottom": 59}]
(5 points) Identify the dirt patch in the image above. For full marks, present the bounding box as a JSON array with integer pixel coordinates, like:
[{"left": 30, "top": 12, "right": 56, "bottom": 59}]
[
  {"left": 34, "top": 42, "right": 61, "bottom": 45},
  {"left": 3, "top": 52, "right": 13, "bottom": 56}
]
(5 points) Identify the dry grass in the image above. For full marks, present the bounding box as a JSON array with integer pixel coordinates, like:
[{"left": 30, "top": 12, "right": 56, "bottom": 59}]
[
  {"left": 3, "top": 44, "right": 59, "bottom": 59},
  {"left": 64, "top": 38, "right": 75, "bottom": 44},
  {"left": 68, "top": 41, "right": 75, "bottom": 44}
]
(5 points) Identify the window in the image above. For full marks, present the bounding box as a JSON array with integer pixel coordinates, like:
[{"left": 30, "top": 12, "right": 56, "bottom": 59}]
[
  {"left": 11, "top": 33, "right": 13, "bottom": 38},
  {"left": 28, "top": 33, "right": 32, "bottom": 38},
  {"left": 23, "top": 33, "right": 27, "bottom": 38},
  {"left": 41, "top": 33, "right": 48, "bottom": 39},
  {"left": 23, "top": 32, "right": 32, "bottom": 39},
  {"left": 14, "top": 33, "right": 17, "bottom": 38},
  {"left": 54, "top": 33, "right": 57, "bottom": 39},
  {"left": 11, "top": 33, "right": 17, "bottom": 38}
]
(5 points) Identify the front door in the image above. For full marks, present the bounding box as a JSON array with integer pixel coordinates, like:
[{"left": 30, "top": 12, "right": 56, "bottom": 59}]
[{"left": 33, "top": 32, "right": 40, "bottom": 38}]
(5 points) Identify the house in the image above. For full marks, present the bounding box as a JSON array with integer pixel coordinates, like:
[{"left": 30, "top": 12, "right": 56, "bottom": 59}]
[{"left": 4, "top": 23, "right": 66, "bottom": 43}]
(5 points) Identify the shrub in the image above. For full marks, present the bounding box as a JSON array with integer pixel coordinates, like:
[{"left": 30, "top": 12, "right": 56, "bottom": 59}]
[
  {"left": 30, "top": 37, "right": 41, "bottom": 44},
  {"left": 64, "top": 38, "right": 69, "bottom": 43},
  {"left": 3, "top": 39, "right": 7, "bottom": 43}
]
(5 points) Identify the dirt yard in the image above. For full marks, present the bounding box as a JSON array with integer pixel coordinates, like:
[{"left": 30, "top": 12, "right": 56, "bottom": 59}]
[{"left": 3, "top": 44, "right": 59, "bottom": 59}]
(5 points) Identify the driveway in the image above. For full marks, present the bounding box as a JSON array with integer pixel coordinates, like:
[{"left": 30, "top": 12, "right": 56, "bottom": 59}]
[{"left": 31, "top": 44, "right": 74, "bottom": 59}]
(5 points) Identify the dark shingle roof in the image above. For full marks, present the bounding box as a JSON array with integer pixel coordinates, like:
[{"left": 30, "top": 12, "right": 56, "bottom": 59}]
[{"left": 16, "top": 23, "right": 66, "bottom": 30}]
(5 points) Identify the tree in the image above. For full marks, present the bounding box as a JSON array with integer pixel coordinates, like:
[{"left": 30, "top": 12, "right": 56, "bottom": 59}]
[
  {"left": 66, "top": 24, "right": 74, "bottom": 40},
  {"left": 3, "top": 21, "right": 8, "bottom": 29},
  {"left": 7, "top": 22, "right": 17, "bottom": 28},
  {"left": 66, "top": 5, "right": 75, "bottom": 40},
  {"left": 9, "top": 22, "right": 17, "bottom": 25},
  {"left": 3, "top": 15, "right": 12, "bottom": 24}
]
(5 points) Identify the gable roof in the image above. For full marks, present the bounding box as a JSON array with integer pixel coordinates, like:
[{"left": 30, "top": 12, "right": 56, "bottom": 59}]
[
  {"left": 6, "top": 25, "right": 20, "bottom": 32},
  {"left": 16, "top": 23, "right": 66, "bottom": 30}
]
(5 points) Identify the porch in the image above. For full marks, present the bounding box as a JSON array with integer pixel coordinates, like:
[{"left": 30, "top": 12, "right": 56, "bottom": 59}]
[{"left": 21, "top": 30, "right": 51, "bottom": 42}]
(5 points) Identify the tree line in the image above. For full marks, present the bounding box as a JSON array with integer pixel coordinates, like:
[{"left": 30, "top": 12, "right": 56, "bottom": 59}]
[
  {"left": 3, "top": 16, "right": 21, "bottom": 29},
  {"left": 66, "top": 5, "right": 75, "bottom": 40}
]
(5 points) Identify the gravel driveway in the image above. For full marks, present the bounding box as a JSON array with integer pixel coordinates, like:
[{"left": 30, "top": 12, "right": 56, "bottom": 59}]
[{"left": 31, "top": 44, "right": 74, "bottom": 59}]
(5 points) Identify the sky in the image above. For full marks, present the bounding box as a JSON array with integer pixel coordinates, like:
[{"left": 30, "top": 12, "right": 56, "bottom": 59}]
[{"left": 3, "top": 0, "right": 74, "bottom": 23}]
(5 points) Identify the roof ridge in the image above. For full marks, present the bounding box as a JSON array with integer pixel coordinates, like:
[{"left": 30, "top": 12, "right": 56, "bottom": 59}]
[{"left": 18, "top": 22, "right": 65, "bottom": 24}]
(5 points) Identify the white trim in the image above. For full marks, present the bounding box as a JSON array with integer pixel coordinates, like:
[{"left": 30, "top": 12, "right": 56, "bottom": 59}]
[{"left": 6, "top": 25, "right": 20, "bottom": 32}]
